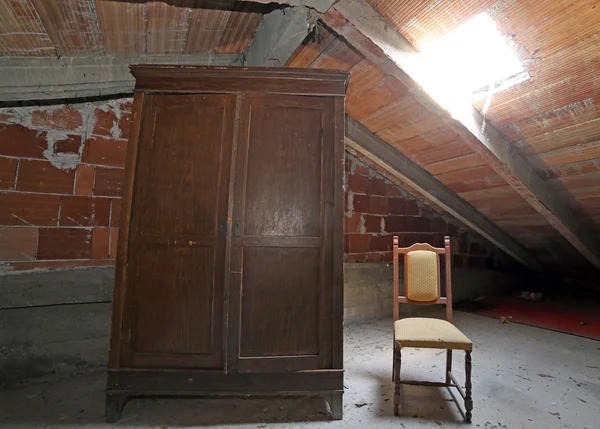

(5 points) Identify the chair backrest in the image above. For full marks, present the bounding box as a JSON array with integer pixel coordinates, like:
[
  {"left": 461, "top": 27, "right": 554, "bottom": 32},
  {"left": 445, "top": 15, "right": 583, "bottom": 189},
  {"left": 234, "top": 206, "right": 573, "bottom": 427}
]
[{"left": 393, "top": 236, "right": 453, "bottom": 322}]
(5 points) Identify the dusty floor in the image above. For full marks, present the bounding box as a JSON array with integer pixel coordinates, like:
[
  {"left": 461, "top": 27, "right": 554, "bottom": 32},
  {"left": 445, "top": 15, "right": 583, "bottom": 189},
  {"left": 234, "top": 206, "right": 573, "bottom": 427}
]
[{"left": 0, "top": 311, "right": 598, "bottom": 428}]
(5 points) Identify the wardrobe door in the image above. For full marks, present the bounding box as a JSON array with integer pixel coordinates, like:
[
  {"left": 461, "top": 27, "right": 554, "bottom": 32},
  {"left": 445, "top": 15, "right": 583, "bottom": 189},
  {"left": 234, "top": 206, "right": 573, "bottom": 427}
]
[
  {"left": 121, "top": 94, "right": 235, "bottom": 369},
  {"left": 229, "top": 93, "right": 335, "bottom": 373}
]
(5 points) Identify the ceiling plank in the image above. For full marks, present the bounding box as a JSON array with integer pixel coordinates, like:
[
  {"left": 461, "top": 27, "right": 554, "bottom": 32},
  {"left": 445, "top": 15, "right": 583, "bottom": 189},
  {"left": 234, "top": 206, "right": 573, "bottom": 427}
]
[
  {"left": 0, "top": 0, "right": 55, "bottom": 56},
  {"left": 146, "top": 0, "right": 193, "bottom": 54},
  {"left": 184, "top": 0, "right": 235, "bottom": 54},
  {"left": 95, "top": 0, "right": 146, "bottom": 55},
  {"left": 324, "top": 0, "right": 600, "bottom": 269},
  {"left": 345, "top": 115, "right": 538, "bottom": 268},
  {"left": 30, "top": 0, "right": 103, "bottom": 56},
  {"left": 214, "top": 2, "right": 264, "bottom": 53}
]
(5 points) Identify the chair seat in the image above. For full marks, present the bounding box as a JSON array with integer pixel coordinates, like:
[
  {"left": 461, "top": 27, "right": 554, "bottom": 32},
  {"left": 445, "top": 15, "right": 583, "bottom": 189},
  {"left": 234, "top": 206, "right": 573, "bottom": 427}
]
[{"left": 394, "top": 317, "right": 472, "bottom": 351}]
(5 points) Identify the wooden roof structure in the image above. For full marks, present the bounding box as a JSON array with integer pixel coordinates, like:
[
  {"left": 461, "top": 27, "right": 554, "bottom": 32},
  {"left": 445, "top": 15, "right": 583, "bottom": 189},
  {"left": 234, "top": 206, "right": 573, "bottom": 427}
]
[{"left": 1, "top": 0, "right": 599, "bottom": 272}]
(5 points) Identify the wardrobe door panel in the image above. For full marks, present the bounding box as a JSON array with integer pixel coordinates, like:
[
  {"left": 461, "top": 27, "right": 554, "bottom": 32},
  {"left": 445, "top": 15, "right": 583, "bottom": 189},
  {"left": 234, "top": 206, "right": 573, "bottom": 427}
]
[
  {"left": 231, "top": 94, "right": 335, "bottom": 373},
  {"left": 121, "top": 94, "right": 235, "bottom": 369}
]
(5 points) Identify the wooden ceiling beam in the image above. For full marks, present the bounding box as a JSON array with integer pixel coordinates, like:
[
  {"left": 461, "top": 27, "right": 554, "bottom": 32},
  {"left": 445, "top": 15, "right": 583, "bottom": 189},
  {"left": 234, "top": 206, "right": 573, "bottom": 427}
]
[
  {"left": 345, "top": 116, "right": 538, "bottom": 268},
  {"left": 324, "top": 0, "right": 600, "bottom": 269},
  {"left": 0, "top": 55, "right": 243, "bottom": 102}
]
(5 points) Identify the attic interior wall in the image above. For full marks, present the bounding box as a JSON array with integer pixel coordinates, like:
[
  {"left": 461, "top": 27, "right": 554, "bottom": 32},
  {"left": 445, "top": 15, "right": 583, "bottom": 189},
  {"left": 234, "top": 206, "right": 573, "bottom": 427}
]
[{"left": 0, "top": 97, "right": 519, "bottom": 276}]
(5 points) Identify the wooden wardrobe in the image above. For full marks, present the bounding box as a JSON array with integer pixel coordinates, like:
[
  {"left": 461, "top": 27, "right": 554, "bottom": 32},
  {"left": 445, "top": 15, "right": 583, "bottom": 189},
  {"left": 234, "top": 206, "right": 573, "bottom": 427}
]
[{"left": 106, "top": 66, "right": 348, "bottom": 422}]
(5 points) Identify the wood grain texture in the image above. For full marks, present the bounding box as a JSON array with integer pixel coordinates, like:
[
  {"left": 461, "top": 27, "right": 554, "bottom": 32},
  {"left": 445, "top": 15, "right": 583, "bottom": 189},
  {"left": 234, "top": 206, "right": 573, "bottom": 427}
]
[
  {"left": 147, "top": 0, "right": 192, "bottom": 54},
  {"left": 185, "top": 0, "right": 235, "bottom": 53},
  {"left": 30, "top": 0, "right": 103, "bottom": 55},
  {"left": 0, "top": 0, "right": 54, "bottom": 56},
  {"left": 95, "top": 0, "right": 146, "bottom": 54},
  {"left": 122, "top": 94, "right": 236, "bottom": 369},
  {"left": 107, "top": 68, "right": 347, "bottom": 420},
  {"left": 214, "top": 1, "right": 264, "bottom": 53}
]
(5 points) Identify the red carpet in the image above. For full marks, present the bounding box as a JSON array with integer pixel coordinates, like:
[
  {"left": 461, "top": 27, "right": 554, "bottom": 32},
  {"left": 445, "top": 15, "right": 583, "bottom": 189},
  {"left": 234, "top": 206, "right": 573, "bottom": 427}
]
[{"left": 477, "top": 297, "right": 600, "bottom": 341}]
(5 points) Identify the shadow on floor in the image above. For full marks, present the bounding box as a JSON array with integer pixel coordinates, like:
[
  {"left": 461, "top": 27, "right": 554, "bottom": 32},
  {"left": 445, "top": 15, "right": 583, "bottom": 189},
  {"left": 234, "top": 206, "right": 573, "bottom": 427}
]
[
  {"left": 367, "top": 369, "right": 465, "bottom": 423},
  {"left": 0, "top": 371, "right": 333, "bottom": 426}
]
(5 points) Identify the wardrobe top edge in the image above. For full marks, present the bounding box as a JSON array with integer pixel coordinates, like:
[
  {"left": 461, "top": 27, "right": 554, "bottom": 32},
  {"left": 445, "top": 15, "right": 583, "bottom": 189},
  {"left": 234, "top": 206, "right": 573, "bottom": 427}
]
[{"left": 130, "top": 65, "right": 350, "bottom": 82}]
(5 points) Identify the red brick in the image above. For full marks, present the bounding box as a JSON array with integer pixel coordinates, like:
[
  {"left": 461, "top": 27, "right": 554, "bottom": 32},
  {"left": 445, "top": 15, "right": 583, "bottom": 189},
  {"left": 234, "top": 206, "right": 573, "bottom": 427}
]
[
  {"left": 346, "top": 253, "right": 367, "bottom": 262},
  {"left": 0, "top": 192, "right": 60, "bottom": 226},
  {"left": 92, "top": 228, "right": 110, "bottom": 258},
  {"left": 82, "top": 137, "right": 127, "bottom": 167},
  {"left": 414, "top": 217, "right": 431, "bottom": 232},
  {"left": 59, "top": 196, "right": 111, "bottom": 226},
  {"left": 32, "top": 106, "right": 82, "bottom": 130},
  {"left": 345, "top": 157, "right": 352, "bottom": 174},
  {"left": 16, "top": 159, "right": 75, "bottom": 194},
  {"left": 0, "top": 157, "right": 17, "bottom": 190},
  {"left": 405, "top": 200, "right": 420, "bottom": 216},
  {"left": 54, "top": 135, "right": 82, "bottom": 153},
  {"left": 37, "top": 228, "right": 92, "bottom": 260},
  {"left": 388, "top": 198, "right": 406, "bottom": 215},
  {"left": 467, "top": 256, "right": 488, "bottom": 268},
  {"left": 0, "top": 123, "right": 46, "bottom": 159},
  {"left": 347, "top": 173, "right": 367, "bottom": 193},
  {"left": 344, "top": 234, "right": 349, "bottom": 253},
  {"left": 363, "top": 215, "right": 382, "bottom": 233},
  {"left": 404, "top": 233, "right": 429, "bottom": 245},
  {"left": 365, "top": 176, "right": 387, "bottom": 196},
  {"left": 469, "top": 242, "right": 486, "bottom": 256},
  {"left": 74, "top": 164, "right": 94, "bottom": 196},
  {"left": 370, "top": 196, "right": 388, "bottom": 214},
  {"left": 0, "top": 227, "right": 38, "bottom": 261},
  {"left": 433, "top": 233, "right": 446, "bottom": 248},
  {"left": 382, "top": 251, "right": 393, "bottom": 262},
  {"left": 0, "top": 112, "right": 13, "bottom": 122},
  {"left": 344, "top": 213, "right": 362, "bottom": 233},
  {"left": 353, "top": 194, "right": 370, "bottom": 213},
  {"left": 92, "top": 107, "right": 118, "bottom": 137},
  {"left": 94, "top": 167, "right": 124, "bottom": 197},
  {"left": 430, "top": 217, "right": 447, "bottom": 233},
  {"left": 110, "top": 199, "right": 122, "bottom": 227},
  {"left": 354, "top": 163, "right": 369, "bottom": 175},
  {"left": 119, "top": 102, "right": 133, "bottom": 139},
  {"left": 110, "top": 227, "right": 119, "bottom": 258},
  {"left": 370, "top": 234, "right": 393, "bottom": 252},
  {"left": 386, "top": 182, "right": 402, "bottom": 197},
  {"left": 366, "top": 252, "right": 385, "bottom": 262},
  {"left": 420, "top": 205, "right": 434, "bottom": 218},
  {"left": 348, "top": 234, "right": 371, "bottom": 253},
  {"left": 384, "top": 215, "right": 408, "bottom": 232},
  {"left": 448, "top": 223, "right": 459, "bottom": 236}
]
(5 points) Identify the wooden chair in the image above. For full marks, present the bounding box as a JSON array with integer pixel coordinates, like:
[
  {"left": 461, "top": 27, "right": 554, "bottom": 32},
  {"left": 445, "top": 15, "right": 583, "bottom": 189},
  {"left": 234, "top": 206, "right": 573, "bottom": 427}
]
[{"left": 392, "top": 236, "right": 473, "bottom": 422}]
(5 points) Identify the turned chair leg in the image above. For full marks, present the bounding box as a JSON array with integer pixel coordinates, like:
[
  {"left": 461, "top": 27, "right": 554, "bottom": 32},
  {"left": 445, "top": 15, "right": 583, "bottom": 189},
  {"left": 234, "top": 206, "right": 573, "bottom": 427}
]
[
  {"left": 446, "top": 349, "right": 452, "bottom": 385},
  {"left": 465, "top": 350, "right": 473, "bottom": 422},
  {"left": 393, "top": 347, "right": 401, "bottom": 416}
]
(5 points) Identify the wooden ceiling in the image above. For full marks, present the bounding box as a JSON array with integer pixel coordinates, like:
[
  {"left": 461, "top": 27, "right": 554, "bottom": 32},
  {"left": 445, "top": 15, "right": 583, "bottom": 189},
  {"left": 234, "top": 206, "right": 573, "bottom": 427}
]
[
  {"left": 0, "top": 0, "right": 266, "bottom": 56},
  {"left": 286, "top": 15, "right": 594, "bottom": 269}
]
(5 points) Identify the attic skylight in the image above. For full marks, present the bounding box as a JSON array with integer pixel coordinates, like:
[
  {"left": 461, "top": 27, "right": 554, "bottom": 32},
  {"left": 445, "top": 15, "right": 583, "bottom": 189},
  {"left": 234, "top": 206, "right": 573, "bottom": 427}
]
[{"left": 415, "top": 13, "right": 529, "bottom": 114}]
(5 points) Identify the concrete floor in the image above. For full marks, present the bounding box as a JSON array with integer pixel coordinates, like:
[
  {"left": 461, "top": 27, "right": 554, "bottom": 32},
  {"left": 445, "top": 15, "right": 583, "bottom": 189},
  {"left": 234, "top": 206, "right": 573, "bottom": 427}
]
[{"left": 0, "top": 311, "right": 598, "bottom": 429}]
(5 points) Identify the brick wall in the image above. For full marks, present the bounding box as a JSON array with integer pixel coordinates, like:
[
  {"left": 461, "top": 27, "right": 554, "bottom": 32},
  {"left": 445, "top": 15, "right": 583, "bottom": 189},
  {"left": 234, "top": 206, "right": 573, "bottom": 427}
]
[
  {"left": 0, "top": 99, "right": 132, "bottom": 273},
  {"left": 0, "top": 98, "right": 511, "bottom": 273},
  {"left": 344, "top": 152, "right": 511, "bottom": 269}
]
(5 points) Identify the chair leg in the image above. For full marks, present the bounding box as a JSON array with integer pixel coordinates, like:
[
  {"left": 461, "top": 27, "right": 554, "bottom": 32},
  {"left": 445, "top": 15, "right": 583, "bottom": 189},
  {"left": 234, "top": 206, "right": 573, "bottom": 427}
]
[
  {"left": 392, "top": 347, "right": 396, "bottom": 382},
  {"left": 393, "top": 347, "right": 401, "bottom": 416},
  {"left": 446, "top": 349, "right": 452, "bottom": 385},
  {"left": 465, "top": 350, "right": 473, "bottom": 422}
]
